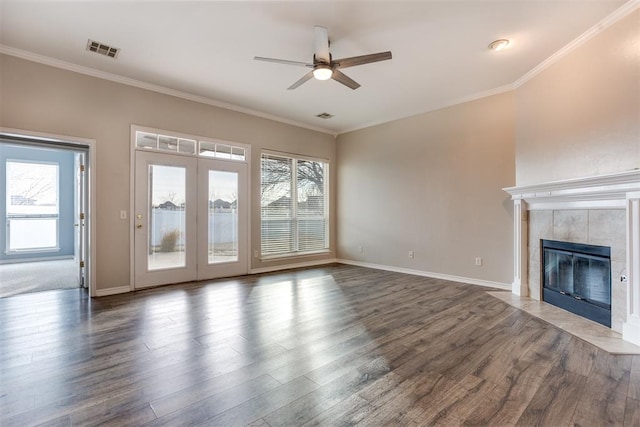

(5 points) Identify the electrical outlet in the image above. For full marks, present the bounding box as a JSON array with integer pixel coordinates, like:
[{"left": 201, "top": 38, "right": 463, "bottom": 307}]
[
  {"left": 475, "top": 257, "right": 482, "bottom": 266},
  {"left": 408, "top": 250, "right": 414, "bottom": 259}
]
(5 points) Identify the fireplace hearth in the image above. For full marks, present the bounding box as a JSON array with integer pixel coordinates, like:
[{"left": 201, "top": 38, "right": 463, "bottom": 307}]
[{"left": 542, "top": 239, "right": 611, "bottom": 327}]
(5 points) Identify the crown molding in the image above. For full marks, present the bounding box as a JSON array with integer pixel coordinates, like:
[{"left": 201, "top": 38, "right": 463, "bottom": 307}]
[
  {"left": 338, "top": 83, "right": 515, "bottom": 135},
  {"left": 514, "top": 0, "right": 640, "bottom": 88},
  {"left": 0, "top": 45, "right": 338, "bottom": 137},
  {"left": 1, "top": 0, "right": 636, "bottom": 137}
]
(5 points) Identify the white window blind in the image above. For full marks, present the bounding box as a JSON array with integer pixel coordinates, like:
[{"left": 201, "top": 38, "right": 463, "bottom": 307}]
[{"left": 261, "top": 153, "right": 328, "bottom": 257}]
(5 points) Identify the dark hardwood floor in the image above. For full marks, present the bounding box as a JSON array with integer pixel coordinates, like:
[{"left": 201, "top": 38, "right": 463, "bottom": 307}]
[{"left": 1, "top": 264, "right": 638, "bottom": 426}]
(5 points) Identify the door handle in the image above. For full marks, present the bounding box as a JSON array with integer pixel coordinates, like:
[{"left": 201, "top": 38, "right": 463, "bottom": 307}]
[{"left": 136, "top": 224, "right": 143, "bottom": 229}]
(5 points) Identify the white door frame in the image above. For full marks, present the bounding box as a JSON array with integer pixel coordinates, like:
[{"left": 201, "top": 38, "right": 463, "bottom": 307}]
[
  {"left": 197, "top": 157, "right": 249, "bottom": 280},
  {"left": 130, "top": 124, "right": 251, "bottom": 289},
  {"left": 0, "top": 127, "right": 97, "bottom": 297},
  {"left": 133, "top": 150, "right": 198, "bottom": 288}
]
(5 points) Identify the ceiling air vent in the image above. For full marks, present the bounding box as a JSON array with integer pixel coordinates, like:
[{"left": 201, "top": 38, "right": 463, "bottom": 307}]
[
  {"left": 316, "top": 113, "right": 333, "bottom": 120},
  {"left": 86, "top": 39, "right": 120, "bottom": 59}
]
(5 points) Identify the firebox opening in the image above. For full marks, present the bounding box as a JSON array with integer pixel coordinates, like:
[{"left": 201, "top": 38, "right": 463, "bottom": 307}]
[{"left": 542, "top": 239, "right": 611, "bottom": 328}]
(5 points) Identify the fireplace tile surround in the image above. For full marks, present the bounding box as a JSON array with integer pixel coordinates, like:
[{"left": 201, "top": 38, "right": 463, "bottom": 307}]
[
  {"left": 504, "top": 170, "right": 640, "bottom": 345},
  {"left": 529, "top": 209, "right": 624, "bottom": 330}
]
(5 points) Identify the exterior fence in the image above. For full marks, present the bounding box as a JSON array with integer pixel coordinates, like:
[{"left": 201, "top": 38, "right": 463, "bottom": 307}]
[{"left": 151, "top": 209, "right": 237, "bottom": 249}]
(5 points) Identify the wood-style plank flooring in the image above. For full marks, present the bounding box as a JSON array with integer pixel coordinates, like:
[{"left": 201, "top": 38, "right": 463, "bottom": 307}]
[{"left": 1, "top": 264, "right": 638, "bottom": 426}]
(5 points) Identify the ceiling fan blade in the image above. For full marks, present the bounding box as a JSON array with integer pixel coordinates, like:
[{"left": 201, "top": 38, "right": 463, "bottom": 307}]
[
  {"left": 254, "top": 56, "right": 313, "bottom": 68},
  {"left": 331, "top": 70, "right": 360, "bottom": 90},
  {"left": 333, "top": 51, "right": 392, "bottom": 69},
  {"left": 288, "top": 71, "right": 314, "bottom": 90},
  {"left": 314, "top": 26, "right": 330, "bottom": 63}
]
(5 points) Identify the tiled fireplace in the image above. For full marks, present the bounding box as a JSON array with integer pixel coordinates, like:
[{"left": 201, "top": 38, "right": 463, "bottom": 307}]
[{"left": 504, "top": 170, "right": 640, "bottom": 345}]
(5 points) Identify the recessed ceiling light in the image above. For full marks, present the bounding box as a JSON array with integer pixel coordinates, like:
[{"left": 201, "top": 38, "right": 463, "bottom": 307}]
[{"left": 488, "top": 39, "right": 510, "bottom": 52}]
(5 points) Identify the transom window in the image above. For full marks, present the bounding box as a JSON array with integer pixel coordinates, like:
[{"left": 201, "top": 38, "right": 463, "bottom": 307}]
[
  {"left": 134, "top": 130, "right": 246, "bottom": 162},
  {"left": 261, "top": 152, "right": 329, "bottom": 257}
]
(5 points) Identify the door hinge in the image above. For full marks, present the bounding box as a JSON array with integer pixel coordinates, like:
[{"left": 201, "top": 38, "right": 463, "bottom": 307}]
[
  {"left": 80, "top": 213, "right": 85, "bottom": 220},
  {"left": 80, "top": 261, "right": 85, "bottom": 268},
  {"left": 80, "top": 164, "right": 85, "bottom": 172}
]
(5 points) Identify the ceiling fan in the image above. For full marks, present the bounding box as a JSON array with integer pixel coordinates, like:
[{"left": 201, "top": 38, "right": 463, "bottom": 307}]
[{"left": 254, "top": 26, "right": 392, "bottom": 90}]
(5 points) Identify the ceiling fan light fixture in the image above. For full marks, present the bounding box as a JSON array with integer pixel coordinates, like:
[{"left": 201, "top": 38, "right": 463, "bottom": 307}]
[
  {"left": 488, "top": 39, "right": 510, "bottom": 51},
  {"left": 313, "top": 65, "right": 333, "bottom": 81}
]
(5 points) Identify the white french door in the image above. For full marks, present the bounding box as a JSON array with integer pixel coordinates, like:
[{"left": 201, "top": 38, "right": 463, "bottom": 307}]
[
  {"left": 134, "top": 151, "right": 248, "bottom": 288},
  {"left": 197, "top": 158, "right": 248, "bottom": 280},
  {"left": 134, "top": 151, "right": 197, "bottom": 287}
]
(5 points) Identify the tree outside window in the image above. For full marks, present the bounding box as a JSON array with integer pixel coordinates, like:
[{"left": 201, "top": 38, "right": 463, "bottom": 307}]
[{"left": 260, "top": 153, "right": 328, "bottom": 256}]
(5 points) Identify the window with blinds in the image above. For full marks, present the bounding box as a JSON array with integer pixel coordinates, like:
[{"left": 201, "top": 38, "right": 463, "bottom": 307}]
[{"left": 260, "top": 153, "right": 329, "bottom": 257}]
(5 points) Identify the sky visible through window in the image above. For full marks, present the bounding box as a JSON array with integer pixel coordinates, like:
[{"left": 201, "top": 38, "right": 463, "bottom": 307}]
[{"left": 6, "top": 161, "right": 58, "bottom": 215}]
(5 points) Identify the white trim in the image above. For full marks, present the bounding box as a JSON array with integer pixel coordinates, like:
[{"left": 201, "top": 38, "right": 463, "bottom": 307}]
[
  {"left": 623, "top": 320, "right": 640, "bottom": 347},
  {"left": 129, "top": 126, "right": 136, "bottom": 290},
  {"left": 260, "top": 249, "right": 331, "bottom": 262},
  {"left": 526, "top": 200, "right": 627, "bottom": 211},
  {"left": 0, "top": 126, "right": 95, "bottom": 146},
  {"left": 250, "top": 258, "right": 337, "bottom": 275},
  {"left": 0, "top": 45, "right": 337, "bottom": 137},
  {"left": 339, "top": 83, "right": 515, "bottom": 135},
  {"left": 0, "top": 255, "right": 72, "bottom": 265},
  {"left": 512, "top": 199, "right": 529, "bottom": 296},
  {"left": 262, "top": 149, "right": 330, "bottom": 165},
  {"left": 2, "top": 1, "right": 636, "bottom": 138},
  {"left": 94, "top": 286, "right": 131, "bottom": 297},
  {"left": 1, "top": 2, "right": 636, "bottom": 138},
  {"left": 1, "top": 127, "right": 97, "bottom": 298},
  {"left": 503, "top": 170, "right": 640, "bottom": 210},
  {"left": 505, "top": 171, "right": 640, "bottom": 342},
  {"left": 332, "top": 0, "right": 640, "bottom": 135},
  {"left": 130, "top": 124, "right": 252, "bottom": 287},
  {"left": 336, "top": 259, "right": 511, "bottom": 291},
  {"left": 624, "top": 192, "right": 640, "bottom": 346},
  {"left": 515, "top": 0, "right": 640, "bottom": 88},
  {"left": 132, "top": 124, "right": 252, "bottom": 162}
]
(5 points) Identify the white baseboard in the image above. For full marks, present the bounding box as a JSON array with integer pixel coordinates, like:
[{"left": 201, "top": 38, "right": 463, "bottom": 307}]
[
  {"left": 336, "top": 259, "right": 511, "bottom": 290},
  {"left": 94, "top": 285, "right": 131, "bottom": 297},
  {"left": 250, "top": 258, "right": 338, "bottom": 275},
  {"left": 0, "top": 255, "right": 74, "bottom": 265},
  {"left": 92, "top": 259, "right": 509, "bottom": 295}
]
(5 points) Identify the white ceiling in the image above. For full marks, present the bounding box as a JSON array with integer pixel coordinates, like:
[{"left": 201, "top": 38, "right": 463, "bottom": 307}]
[{"left": 0, "top": 0, "right": 629, "bottom": 135}]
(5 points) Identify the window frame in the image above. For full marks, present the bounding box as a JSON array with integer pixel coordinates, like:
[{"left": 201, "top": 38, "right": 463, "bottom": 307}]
[{"left": 260, "top": 151, "right": 330, "bottom": 259}]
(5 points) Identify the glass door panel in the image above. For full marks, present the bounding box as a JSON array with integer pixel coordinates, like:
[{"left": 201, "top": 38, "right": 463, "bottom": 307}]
[
  {"left": 149, "top": 165, "right": 187, "bottom": 270},
  {"left": 197, "top": 158, "right": 247, "bottom": 280},
  {"left": 207, "top": 170, "right": 238, "bottom": 264},
  {"left": 134, "top": 151, "right": 197, "bottom": 288}
]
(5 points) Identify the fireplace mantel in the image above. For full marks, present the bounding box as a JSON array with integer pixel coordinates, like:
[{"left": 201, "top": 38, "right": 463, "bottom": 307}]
[
  {"left": 503, "top": 170, "right": 640, "bottom": 210},
  {"left": 503, "top": 170, "right": 640, "bottom": 346}
]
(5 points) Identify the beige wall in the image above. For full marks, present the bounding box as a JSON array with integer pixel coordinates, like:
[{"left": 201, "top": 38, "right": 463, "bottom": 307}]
[
  {"left": 333, "top": 9, "right": 638, "bottom": 287},
  {"left": 1, "top": 8, "right": 636, "bottom": 293},
  {"left": 0, "top": 55, "right": 336, "bottom": 292},
  {"left": 336, "top": 92, "right": 516, "bottom": 285},
  {"left": 515, "top": 10, "right": 640, "bottom": 186}
]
